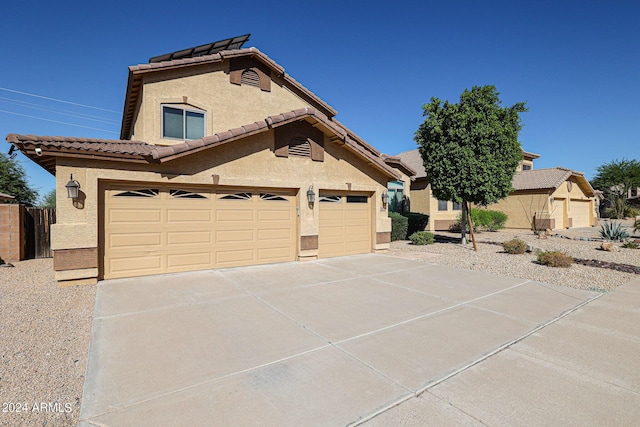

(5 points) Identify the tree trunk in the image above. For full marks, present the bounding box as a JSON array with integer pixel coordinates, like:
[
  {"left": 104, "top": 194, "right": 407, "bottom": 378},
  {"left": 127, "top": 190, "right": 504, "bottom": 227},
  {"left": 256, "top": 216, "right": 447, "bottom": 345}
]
[{"left": 461, "top": 200, "right": 468, "bottom": 245}]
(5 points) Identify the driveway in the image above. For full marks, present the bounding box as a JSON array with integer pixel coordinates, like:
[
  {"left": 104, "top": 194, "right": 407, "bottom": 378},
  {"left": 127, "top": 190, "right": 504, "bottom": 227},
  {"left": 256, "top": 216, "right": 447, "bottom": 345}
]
[{"left": 79, "top": 254, "right": 640, "bottom": 426}]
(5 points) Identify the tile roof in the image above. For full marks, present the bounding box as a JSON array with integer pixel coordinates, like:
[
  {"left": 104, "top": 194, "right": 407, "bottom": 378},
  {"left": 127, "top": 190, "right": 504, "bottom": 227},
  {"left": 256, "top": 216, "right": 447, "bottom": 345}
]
[
  {"left": 395, "top": 149, "right": 427, "bottom": 178},
  {"left": 7, "top": 108, "right": 400, "bottom": 180},
  {"left": 511, "top": 167, "right": 572, "bottom": 191},
  {"left": 121, "top": 48, "right": 338, "bottom": 139}
]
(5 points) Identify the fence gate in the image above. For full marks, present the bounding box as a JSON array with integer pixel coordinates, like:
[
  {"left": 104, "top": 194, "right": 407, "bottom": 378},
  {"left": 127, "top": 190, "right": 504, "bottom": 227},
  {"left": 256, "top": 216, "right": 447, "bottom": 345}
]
[{"left": 24, "top": 207, "right": 56, "bottom": 259}]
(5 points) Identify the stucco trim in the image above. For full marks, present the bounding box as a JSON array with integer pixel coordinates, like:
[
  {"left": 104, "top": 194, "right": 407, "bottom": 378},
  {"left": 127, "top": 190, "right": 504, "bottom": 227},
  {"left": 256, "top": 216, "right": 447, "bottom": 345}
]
[
  {"left": 301, "top": 235, "right": 319, "bottom": 250},
  {"left": 53, "top": 247, "right": 98, "bottom": 271}
]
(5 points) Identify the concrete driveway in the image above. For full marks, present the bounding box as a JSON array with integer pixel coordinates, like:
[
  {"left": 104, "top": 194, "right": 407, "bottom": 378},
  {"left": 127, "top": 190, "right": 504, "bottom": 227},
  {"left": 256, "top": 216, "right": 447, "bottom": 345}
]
[{"left": 79, "top": 254, "right": 640, "bottom": 426}]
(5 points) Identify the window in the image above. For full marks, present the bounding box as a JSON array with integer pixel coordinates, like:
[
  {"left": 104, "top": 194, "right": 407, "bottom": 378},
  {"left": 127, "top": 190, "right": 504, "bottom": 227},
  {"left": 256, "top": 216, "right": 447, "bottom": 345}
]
[
  {"left": 219, "top": 192, "right": 252, "bottom": 200},
  {"left": 452, "top": 201, "right": 462, "bottom": 211},
  {"left": 162, "top": 106, "right": 205, "bottom": 140},
  {"left": 346, "top": 196, "right": 368, "bottom": 204},
  {"left": 288, "top": 137, "right": 311, "bottom": 158},
  {"left": 241, "top": 70, "right": 260, "bottom": 87},
  {"left": 522, "top": 164, "right": 532, "bottom": 170},
  {"left": 170, "top": 189, "right": 208, "bottom": 199},
  {"left": 114, "top": 189, "right": 159, "bottom": 198},
  {"left": 260, "top": 193, "right": 287, "bottom": 201},
  {"left": 319, "top": 195, "right": 341, "bottom": 203},
  {"left": 438, "top": 200, "right": 448, "bottom": 211},
  {"left": 631, "top": 188, "right": 638, "bottom": 198}
]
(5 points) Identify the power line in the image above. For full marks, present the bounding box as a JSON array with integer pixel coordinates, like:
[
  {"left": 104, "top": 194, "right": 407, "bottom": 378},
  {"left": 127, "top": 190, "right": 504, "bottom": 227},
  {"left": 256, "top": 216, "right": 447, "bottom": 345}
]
[
  {"left": 0, "top": 97, "right": 120, "bottom": 125},
  {"left": 0, "top": 109, "right": 119, "bottom": 134},
  {"left": 0, "top": 87, "right": 120, "bottom": 114}
]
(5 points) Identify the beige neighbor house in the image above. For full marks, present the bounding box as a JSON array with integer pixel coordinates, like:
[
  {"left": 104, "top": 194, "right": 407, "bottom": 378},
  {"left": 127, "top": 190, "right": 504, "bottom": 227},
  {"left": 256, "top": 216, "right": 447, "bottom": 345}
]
[
  {"left": 394, "top": 148, "right": 597, "bottom": 231},
  {"left": 6, "top": 36, "right": 405, "bottom": 285}
]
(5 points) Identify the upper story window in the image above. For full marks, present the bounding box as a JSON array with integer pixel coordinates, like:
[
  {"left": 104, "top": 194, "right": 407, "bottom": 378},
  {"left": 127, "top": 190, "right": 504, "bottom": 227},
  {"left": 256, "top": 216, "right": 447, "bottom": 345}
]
[
  {"left": 522, "top": 164, "right": 532, "bottom": 171},
  {"left": 162, "top": 105, "right": 205, "bottom": 140},
  {"left": 438, "top": 200, "right": 448, "bottom": 211}
]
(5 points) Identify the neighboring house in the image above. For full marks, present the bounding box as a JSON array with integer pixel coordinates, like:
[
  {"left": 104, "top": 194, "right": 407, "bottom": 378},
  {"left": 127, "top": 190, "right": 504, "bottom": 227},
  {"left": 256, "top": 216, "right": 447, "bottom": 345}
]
[
  {"left": 392, "top": 149, "right": 596, "bottom": 231},
  {"left": 6, "top": 36, "right": 402, "bottom": 285},
  {"left": 0, "top": 192, "right": 15, "bottom": 203}
]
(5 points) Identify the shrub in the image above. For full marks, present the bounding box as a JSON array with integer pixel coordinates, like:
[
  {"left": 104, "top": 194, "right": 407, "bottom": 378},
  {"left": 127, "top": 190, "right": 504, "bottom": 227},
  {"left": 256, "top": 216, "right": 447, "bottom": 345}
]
[
  {"left": 409, "top": 231, "right": 435, "bottom": 245},
  {"left": 389, "top": 212, "right": 408, "bottom": 241},
  {"left": 401, "top": 212, "right": 429, "bottom": 237},
  {"left": 624, "top": 206, "right": 640, "bottom": 218},
  {"left": 599, "top": 221, "right": 630, "bottom": 241},
  {"left": 502, "top": 239, "right": 528, "bottom": 254},
  {"left": 622, "top": 240, "right": 639, "bottom": 249},
  {"left": 537, "top": 251, "right": 573, "bottom": 268},
  {"left": 455, "top": 208, "right": 508, "bottom": 232},
  {"left": 634, "top": 219, "right": 640, "bottom": 233}
]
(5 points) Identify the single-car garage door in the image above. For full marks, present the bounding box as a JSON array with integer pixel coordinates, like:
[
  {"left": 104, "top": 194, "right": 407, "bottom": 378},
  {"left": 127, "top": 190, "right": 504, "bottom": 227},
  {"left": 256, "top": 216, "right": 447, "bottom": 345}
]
[
  {"left": 318, "top": 192, "right": 371, "bottom": 258},
  {"left": 570, "top": 200, "right": 591, "bottom": 228},
  {"left": 102, "top": 184, "right": 296, "bottom": 279}
]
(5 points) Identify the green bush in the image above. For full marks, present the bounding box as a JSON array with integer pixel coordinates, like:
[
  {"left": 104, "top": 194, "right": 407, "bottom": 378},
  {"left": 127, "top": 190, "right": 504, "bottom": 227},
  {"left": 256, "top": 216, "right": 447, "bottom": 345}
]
[
  {"left": 389, "top": 212, "right": 408, "bottom": 241},
  {"left": 635, "top": 219, "right": 640, "bottom": 233},
  {"left": 599, "top": 221, "right": 630, "bottom": 241},
  {"left": 624, "top": 206, "right": 640, "bottom": 218},
  {"left": 409, "top": 231, "right": 435, "bottom": 245},
  {"left": 401, "top": 212, "right": 429, "bottom": 237},
  {"left": 537, "top": 251, "right": 573, "bottom": 268},
  {"left": 502, "top": 239, "right": 528, "bottom": 254},
  {"left": 622, "top": 240, "right": 639, "bottom": 249},
  {"left": 456, "top": 208, "right": 508, "bottom": 232}
]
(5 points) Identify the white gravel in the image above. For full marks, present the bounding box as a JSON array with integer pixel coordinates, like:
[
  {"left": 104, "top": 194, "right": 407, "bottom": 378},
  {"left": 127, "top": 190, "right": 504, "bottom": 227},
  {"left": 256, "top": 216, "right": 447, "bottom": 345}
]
[
  {"left": 389, "top": 227, "right": 639, "bottom": 292},
  {"left": 0, "top": 258, "right": 95, "bottom": 427}
]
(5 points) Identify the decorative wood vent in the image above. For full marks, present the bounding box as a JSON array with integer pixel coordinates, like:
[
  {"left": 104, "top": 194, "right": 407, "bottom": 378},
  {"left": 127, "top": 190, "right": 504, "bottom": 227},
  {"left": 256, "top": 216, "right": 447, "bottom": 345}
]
[
  {"left": 288, "top": 137, "right": 311, "bottom": 158},
  {"left": 240, "top": 70, "right": 260, "bottom": 87}
]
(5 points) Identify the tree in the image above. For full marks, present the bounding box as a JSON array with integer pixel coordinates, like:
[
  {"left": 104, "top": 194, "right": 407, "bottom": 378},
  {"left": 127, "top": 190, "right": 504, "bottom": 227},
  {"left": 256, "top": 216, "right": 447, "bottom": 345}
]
[
  {"left": 415, "top": 85, "right": 527, "bottom": 244},
  {"left": 590, "top": 159, "right": 640, "bottom": 219},
  {"left": 40, "top": 189, "right": 56, "bottom": 208},
  {"left": 0, "top": 153, "right": 38, "bottom": 206}
]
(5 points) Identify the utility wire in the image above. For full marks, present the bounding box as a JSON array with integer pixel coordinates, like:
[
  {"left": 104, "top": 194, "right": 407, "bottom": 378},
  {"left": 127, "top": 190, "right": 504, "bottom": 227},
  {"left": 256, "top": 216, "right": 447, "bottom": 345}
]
[
  {"left": 0, "top": 97, "right": 120, "bottom": 125},
  {"left": 0, "top": 87, "right": 120, "bottom": 114},
  {"left": 0, "top": 109, "right": 119, "bottom": 134}
]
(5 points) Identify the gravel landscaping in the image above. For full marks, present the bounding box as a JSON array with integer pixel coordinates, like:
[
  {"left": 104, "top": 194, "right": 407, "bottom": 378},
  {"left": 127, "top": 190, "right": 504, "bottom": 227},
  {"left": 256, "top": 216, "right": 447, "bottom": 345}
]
[
  {"left": 0, "top": 220, "right": 637, "bottom": 426},
  {"left": 389, "top": 221, "right": 640, "bottom": 292},
  {"left": 0, "top": 258, "right": 95, "bottom": 427}
]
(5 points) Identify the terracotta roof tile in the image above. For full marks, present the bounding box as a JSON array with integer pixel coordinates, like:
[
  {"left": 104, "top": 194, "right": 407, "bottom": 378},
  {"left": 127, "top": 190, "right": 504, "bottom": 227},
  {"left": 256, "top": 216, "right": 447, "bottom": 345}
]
[
  {"left": 396, "top": 149, "right": 427, "bottom": 179},
  {"left": 512, "top": 167, "right": 572, "bottom": 191}
]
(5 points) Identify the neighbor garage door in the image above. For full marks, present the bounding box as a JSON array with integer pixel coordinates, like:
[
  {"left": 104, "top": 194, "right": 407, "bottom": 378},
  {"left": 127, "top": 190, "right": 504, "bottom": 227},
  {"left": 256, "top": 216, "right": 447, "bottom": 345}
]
[
  {"left": 318, "top": 192, "right": 371, "bottom": 258},
  {"left": 570, "top": 200, "right": 591, "bottom": 228},
  {"left": 102, "top": 184, "right": 296, "bottom": 279}
]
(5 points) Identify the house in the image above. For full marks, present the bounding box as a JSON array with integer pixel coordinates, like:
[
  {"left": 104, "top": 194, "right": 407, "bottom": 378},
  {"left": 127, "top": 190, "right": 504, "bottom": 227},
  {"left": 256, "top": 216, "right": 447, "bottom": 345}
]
[
  {"left": 0, "top": 192, "right": 15, "bottom": 203},
  {"left": 393, "top": 149, "right": 596, "bottom": 231},
  {"left": 6, "top": 35, "right": 403, "bottom": 285}
]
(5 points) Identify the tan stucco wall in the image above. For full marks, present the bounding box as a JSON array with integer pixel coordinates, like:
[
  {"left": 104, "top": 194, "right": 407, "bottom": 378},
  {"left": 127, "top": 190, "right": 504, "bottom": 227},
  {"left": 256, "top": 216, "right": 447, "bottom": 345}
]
[
  {"left": 53, "top": 132, "right": 391, "bottom": 281},
  {"left": 549, "top": 178, "right": 596, "bottom": 228},
  {"left": 486, "top": 192, "right": 551, "bottom": 229},
  {"left": 408, "top": 180, "right": 461, "bottom": 231},
  {"left": 132, "top": 64, "right": 311, "bottom": 145}
]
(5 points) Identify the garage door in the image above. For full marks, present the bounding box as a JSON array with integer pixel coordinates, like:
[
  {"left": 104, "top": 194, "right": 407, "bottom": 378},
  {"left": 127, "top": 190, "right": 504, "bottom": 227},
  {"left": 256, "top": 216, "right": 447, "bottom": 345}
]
[
  {"left": 102, "top": 184, "right": 296, "bottom": 279},
  {"left": 570, "top": 200, "right": 591, "bottom": 228},
  {"left": 318, "top": 193, "right": 371, "bottom": 258}
]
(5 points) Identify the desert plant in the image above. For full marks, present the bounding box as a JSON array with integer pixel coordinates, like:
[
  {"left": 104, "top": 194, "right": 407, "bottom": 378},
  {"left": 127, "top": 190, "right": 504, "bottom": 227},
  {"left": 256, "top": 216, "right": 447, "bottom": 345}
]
[
  {"left": 537, "top": 251, "right": 573, "bottom": 268},
  {"left": 634, "top": 218, "right": 640, "bottom": 233},
  {"left": 502, "top": 239, "right": 528, "bottom": 254},
  {"left": 622, "top": 240, "right": 639, "bottom": 249},
  {"left": 455, "top": 208, "right": 508, "bottom": 232},
  {"left": 599, "top": 221, "right": 630, "bottom": 241},
  {"left": 401, "top": 212, "right": 429, "bottom": 237},
  {"left": 486, "top": 210, "right": 508, "bottom": 231},
  {"left": 409, "top": 231, "right": 435, "bottom": 245},
  {"left": 624, "top": 206, "right": 640, "bottom": 218},
  {"left": 389, "top": 212, "right": 408, "bottom": 241}
]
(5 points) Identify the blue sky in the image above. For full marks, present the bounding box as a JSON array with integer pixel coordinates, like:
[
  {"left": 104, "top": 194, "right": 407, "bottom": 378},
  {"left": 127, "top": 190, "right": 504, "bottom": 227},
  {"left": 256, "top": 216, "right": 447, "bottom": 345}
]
[{"left": 2, "top": 0, "right": 638, "bottom": 201}]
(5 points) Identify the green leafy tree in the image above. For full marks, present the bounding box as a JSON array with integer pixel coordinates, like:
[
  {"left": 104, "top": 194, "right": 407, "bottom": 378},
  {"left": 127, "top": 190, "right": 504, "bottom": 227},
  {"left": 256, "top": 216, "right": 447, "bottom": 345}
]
[
  {"left": 0, "top": 153, "right": 38, "bottom": 206},
  {"left": 40, "top": 189, "right": 56, "bottom": 208},
  {"left": 590, "top": 159, "right": 640, "bottom": 219},
  {"left": 415, "top": 85, "right": 527, "bottom": 243}
]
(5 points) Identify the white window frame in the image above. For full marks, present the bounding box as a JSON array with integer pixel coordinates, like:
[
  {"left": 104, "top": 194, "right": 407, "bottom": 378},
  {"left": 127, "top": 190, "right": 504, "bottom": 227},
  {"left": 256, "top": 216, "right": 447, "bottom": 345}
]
[{"left": 161, "top": 104, "right": 206, "bottom": 141}]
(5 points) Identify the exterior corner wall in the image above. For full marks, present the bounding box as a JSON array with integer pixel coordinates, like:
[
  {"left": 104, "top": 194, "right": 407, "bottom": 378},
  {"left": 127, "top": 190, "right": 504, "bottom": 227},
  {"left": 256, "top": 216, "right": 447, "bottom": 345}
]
[{"left": 0, "top": 204, "right": 25, "bottom": 262}]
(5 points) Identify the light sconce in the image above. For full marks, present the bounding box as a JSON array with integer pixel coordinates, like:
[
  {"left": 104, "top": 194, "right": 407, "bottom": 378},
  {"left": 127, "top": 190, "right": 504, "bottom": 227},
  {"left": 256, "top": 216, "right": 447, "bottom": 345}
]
[
  {"left": 65, "top": 174, "right": 80, "bottom": 199},
  {"left": 306, "top": 185, "right": 316, "bottom": 205},
  {"left": 381, "top": 191, "right": 389, "bottom": 208}
]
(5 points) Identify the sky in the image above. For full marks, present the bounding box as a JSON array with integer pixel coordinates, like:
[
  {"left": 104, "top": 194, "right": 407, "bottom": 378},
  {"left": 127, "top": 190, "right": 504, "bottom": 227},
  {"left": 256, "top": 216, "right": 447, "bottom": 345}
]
[{"left": 1, "top": 0, "right": 639, "bottom": 201}]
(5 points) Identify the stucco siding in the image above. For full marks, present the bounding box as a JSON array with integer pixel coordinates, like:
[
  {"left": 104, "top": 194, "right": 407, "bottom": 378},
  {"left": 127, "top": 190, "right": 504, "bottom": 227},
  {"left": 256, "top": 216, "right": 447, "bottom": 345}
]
[{"left": 487, "top": 192, "right": 551, "bottom": 229}]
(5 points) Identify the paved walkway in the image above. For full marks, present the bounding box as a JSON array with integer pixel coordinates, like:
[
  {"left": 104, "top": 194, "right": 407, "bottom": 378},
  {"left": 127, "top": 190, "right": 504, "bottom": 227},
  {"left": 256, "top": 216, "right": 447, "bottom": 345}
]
[{"left": 79, "top": 255, "right": 640, "bottom": 426}]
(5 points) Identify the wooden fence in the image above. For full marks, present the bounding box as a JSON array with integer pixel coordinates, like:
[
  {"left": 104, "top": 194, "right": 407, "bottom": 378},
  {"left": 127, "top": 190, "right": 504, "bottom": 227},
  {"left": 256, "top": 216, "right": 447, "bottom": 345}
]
[{"left": 25, "top": 207, "right": 56, "bottom": 259}]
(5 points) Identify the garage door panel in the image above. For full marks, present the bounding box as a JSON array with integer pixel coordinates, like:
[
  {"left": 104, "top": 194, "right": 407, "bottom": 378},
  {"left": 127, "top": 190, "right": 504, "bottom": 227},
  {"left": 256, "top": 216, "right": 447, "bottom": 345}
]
[
  {"left": 570, "top": 200, "right": 590, "bottom": 228},
  {"left": 167, "top": 231, "right": 213, "bottom": 245},
  {"left": 167, "top": 252, "right": 212, "bottom": 269},
  {"left": 215, "top": 249, "right": 256, "bottom": 265},
  {"left": 258, "top": 246, "right": 294, "bottom": 261},
  {"left": 216, "top": 209, "right": 254, "bottom": 222},
  {"left": 109, "top": 209, "right": 162, "bottom": 223},
  {"left": 319, "top": 194, "right": 371, "bottom": 258},
  {"left": 108, "top": 255, "right": 162, "bottom": 276},
  {"left": 345, "top": 210, "right": 369, "bottom": 221},
  {"left": 108, "top": 232, "right": 162, "bottom": 250},
  {"left": 167, "top": 209, "right": 212, "bottom": 223},
  {"left": 258, "top": 210, "right": 293, "bottom": 221},
  {"left": 258, "top": 228, "right": 293, "bottom": 241},
  {"left": 216, "top": 229, "right": 254, "bottom": 243}
]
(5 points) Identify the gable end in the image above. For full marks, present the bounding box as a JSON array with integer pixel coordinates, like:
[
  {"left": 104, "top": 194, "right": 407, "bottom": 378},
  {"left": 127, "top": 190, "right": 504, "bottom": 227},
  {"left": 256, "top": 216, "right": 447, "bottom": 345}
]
[
  {"left": 274, "top": 121, "right": 324, "bottom": 161},
  {"left": 229, "top": 57, "right": 271, "bottom": 92}
]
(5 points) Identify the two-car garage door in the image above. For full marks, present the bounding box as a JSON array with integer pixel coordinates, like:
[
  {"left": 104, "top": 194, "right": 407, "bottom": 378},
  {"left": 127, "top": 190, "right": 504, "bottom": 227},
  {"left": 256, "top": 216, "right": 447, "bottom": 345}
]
[{"left": 102, "top": 184, "right": 296, "bottom": 279}]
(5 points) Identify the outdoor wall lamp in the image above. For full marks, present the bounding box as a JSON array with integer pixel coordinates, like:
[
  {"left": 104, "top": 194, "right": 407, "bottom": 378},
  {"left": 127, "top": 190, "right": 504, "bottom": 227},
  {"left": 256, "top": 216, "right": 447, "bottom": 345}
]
[
  {"left": 65, "top": 174, "right": 80, "bottom": 199},
  {"left": 306, "top": 185, "right": 315, "bottom": 205},
  {"left": 381, "top": 191, "right": 389, "bottom": 208}
]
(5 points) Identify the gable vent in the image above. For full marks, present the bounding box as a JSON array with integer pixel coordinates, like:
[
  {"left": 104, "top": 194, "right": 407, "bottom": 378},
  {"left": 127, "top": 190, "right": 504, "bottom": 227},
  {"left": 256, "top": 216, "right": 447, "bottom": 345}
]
[
  {"left": 241, "top": 69, "right": 260, "bottom": 87},
  {"left": 288, "top": 137, "right": 311, "bottom": 158}
]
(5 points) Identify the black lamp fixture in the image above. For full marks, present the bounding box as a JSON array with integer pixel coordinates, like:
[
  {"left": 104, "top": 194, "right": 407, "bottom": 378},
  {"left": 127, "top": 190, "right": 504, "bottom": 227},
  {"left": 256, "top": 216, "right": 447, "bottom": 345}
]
[
  {"left": 65, "top": 174, "right": 80, "bottom": 199},
  {"left": 306, "top": 185, "right": 315, "bottom": 205},
  {"left": 381, "top": 191, "right": 389, "bottom": 208}
]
